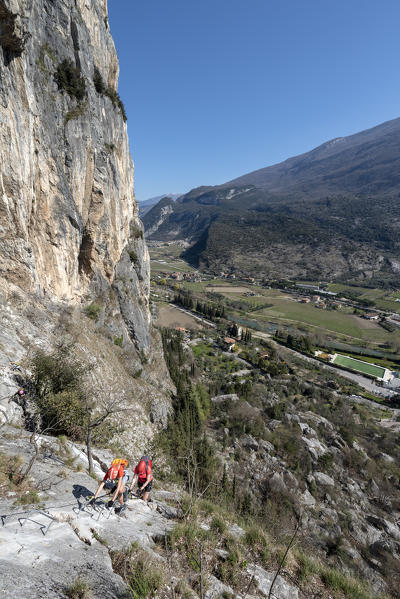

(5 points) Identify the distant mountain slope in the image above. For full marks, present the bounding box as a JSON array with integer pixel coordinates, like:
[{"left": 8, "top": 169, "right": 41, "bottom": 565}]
[
  {"left": 139, "top": 193, "right": 181, "bottom": 217},
  {"left": 225, "top": 117, "right": 400, "bottom": 197},
  {"left": 142, "top": 197, "right": 176, "bottom": 238},
  {"left": 144, "top": 118, "right": 400, "bottom": 283}
]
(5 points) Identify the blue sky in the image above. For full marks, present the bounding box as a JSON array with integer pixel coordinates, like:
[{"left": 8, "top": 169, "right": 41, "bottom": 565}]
[{"left": 108, "top": 0, "right": 400, "bottom": 202}]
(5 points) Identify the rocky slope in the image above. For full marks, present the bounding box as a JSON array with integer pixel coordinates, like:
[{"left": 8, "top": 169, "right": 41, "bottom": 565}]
[
  {"left": 139, "top": 193, "right": 181, "bottom": 217},
  {"left": 0, "top": 425, "right": 301, "bottom": 599},
  {"left": 158, "top": 326, "right": 400, "bottom": 599},
  {"left": 143, "top": 196, "right": 176, "bottom": 238},
  {"left": 0, "top": 0, "right": 173, "bottom": 449}
]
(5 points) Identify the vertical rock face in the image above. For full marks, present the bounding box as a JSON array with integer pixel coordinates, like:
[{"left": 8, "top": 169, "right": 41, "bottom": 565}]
[
  {"left": 1, "top": 0, "right": 129, "bottom": 294},
  {"left": 0, "top": 0, "right": 153, "bottom": 349},
  {"left": 0, "top": 0, "right": 173, "bottom": 438}
]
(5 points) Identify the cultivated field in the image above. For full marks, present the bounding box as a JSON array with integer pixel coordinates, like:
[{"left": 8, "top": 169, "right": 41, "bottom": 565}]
[
  {"left": 155, "top": 304, "right": 203, "bottom": 329},
  {"left": 327, "top": 283, "right": 400, "bottom": 313},
  {"left": 180, "top": 281, "right": 400, "bottom": 346},
  {"left": 332, "top": 354, "right": 386, "bottom": 378},
  {"left": 206, "top": 285, "right": 254, "bottom": 293},
  {"left": 151, "top": 259, "right": 194, "bottom": 273},
  {"left": 256, "top": 299, "right": 388, "bottom": 341},
  {"left": 350, "top": 315, "right": 381, "bottom": 329},
  {"left": 149, "top": 246, "right": 400, "bottom": 350}
]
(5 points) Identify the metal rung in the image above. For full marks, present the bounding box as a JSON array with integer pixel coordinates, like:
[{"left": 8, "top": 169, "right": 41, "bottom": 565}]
[
  {"left": 18, "top": 510, "right": 56, "bottom": 536},
  {"left": 74, "top": 499, "right": 94, "bottom": 516}
]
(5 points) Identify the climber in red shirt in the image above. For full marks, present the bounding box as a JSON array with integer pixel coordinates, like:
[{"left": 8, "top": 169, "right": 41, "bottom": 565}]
[
  {"left": 89, "top": 458, "right": 129, "bottom": 513},
  {"left": 129, "top": 456, "right": 153, "bottom": 502}
]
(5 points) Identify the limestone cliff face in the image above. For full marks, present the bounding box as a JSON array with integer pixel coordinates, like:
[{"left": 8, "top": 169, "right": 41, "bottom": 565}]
[
  {"left": 0, "top": 0, "right": 140, "bottom": 304},
  {"left": 0, "top": 0, "right": 173, "bottom": 443}
]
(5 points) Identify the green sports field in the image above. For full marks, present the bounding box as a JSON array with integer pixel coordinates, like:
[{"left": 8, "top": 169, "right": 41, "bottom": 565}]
[{"left": 332, "top": 354, "right": 386, "bottom": 378}]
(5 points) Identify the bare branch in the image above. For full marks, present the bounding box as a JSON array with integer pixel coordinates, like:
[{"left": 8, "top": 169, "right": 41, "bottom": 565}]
[{"left": 267, "top": 515, "right": 302, "bottom": 599}]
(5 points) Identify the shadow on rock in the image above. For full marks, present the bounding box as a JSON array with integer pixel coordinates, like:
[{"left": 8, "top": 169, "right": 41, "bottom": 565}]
[{"left": 72, "top": 484, "right": 93, "bottom": 500}]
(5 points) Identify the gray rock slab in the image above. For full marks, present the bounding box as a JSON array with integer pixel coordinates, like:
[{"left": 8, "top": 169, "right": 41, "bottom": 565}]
[
  {"left": 247, "top": 564, "right": 299, "bottom": 599},
  {"left": 314, "top": 472, "right": 335, "bottom": 487},
  {"left": 205, "top": 575, "right": 237, "bottom": 599},
  {"left": 301, "top": 489, "right": 316, "bottom": 507},
  {"left": 229, "top": 523, "right": 245, "bottom": 539},
  {"left": 302, "top": 436, "right": 327, "bottom": 459},
  {"left": 241, "top": 434, "right": 259, "bottom": 451},
  {"left": 259, "top": 440, "right": 274, "bottom": 453},
  {"left": 268, "top": 472, "right": 288, "bottom": 494},
  {"left": 156, "top": 500, "right": 181, "bottom": 519},
  {"left": 153, "top": 489, "right": 181, "bottom": 502},
  {"left": 211, "top": 394, "right": 239, "bottom": 404},
  {"left": 0, "top": 516, "right": 127, "bottom": 599}
]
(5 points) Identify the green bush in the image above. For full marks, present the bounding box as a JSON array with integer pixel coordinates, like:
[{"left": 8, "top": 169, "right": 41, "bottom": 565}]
[
  {"left": 317, "top": 452, "right": 334, "bottom": 472},
  {"left": 16, "top": 490, "right": 41, "bottom": 505},
  {"left": 265, "top": 401, "right": 287, "bottom": 420},
  {"left": 65, "top": 102, "right": 87, "bottom": 124},
  {"left": 111, "top": 547, "right": 164, "bottom": 599},
  {"left": 55, "top": 59, "right": 86, "bottom": 101},
  {"left": 93, "top": 66, "right": 127, "bottom": 121},
  {"left": 210, "top": 515, "right": 227, "bottom": 534},
  {"left": 244, "top": 524, "right": 268, "bottom": 549},
  {"left": 295, "top": 550, "right": 319, "bottom": 582},
  {"left": 36, "top": 389, "right": 86, "bottom": 439},
  {"left": 114, "top": 334, "right": 123, "bottom": 347},
  {"left": 30, "top": 342, "right": 89, "bottom": 439},
  {"left": 216, "top": 537, "right": 247, "bottom": 587},
  {"left": 128, "top": 561, "right": 163, "bottom": 599},
  {"left": 84, "top": 303, "right": 102, "bottom": 321},
  {"left": 93, "top": 66, "right": 105, "bottom": 94},
  {"left": 320, "top": 567, "right": 371, "bottom": 599},
  {"left": 168, "top": 521, "right": 211, "bottom": 553},
  {"left": 132, "top": 226, "right": 144, "bottom": 240},
  {"left": 36, "top": 43, "right": 56, "bottom": 72},
  {"left": 105, "top": 87, "right": 127, "bottom": 122}
]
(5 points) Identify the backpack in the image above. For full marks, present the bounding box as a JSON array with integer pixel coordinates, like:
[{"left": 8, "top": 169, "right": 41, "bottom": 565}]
[
  {"left": 137, "top": 456, "right": 152, "bottom": 480},
  {"left": 107, "top": 458, "right": 128, "bottom": 481},
  {"left": 111, "top": 458, "right": 128, "bottom": 467}
]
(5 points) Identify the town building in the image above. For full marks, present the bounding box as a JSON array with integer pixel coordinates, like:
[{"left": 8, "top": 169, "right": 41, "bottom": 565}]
[
  {"left": 364, "top": 313, "right": 379, "bottom": 320},
  {"left": 223, "top": 337, "right": 237, "bottom": 351}
]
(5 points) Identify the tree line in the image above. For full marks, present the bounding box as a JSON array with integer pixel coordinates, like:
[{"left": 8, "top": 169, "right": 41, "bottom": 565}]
[{"left": 173, "top": 291, "right": 226, "bottom": 319}]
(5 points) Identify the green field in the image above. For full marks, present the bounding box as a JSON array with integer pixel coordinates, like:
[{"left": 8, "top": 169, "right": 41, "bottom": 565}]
[
  {"left": 256, "top": 298, "right": 392, "bottom": 342},
  {"left": 180, "top": 281, "right": 400, "bottom": 345},
  {"left": 150, "top": 259, "right": 195, "bottom": 273},
  {"left": 327, "top": 283, "right": 400, "bottom": 313},
  {"left": 332, "top": 354, "right": 386, "bottom": 378},
  {"left": 149, "top": 247, "right": 400, "bottom": 349}
]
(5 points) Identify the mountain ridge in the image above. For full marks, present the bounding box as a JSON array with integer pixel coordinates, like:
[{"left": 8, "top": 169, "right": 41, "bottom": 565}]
[
  {"left": 224, "top": 116, "right": 400, "bottom": 194},
  {"left": 144, "top": 117, "right": 400, "bottom": 284},
  {"left": 139, "top": 193, "right": 181, "bottom": 217}
]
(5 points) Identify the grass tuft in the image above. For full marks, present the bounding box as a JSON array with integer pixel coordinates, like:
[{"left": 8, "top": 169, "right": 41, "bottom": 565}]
[{"left": 65, "top": 577, "right": 91, "bottom": 599}]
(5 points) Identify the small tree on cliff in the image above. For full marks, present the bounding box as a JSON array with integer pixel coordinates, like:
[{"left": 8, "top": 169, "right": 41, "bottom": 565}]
[{"left": 29, "top": 341, "right": 127, "bottom": 475}]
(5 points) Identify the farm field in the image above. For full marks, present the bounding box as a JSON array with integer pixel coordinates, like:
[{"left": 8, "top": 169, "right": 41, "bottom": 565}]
[
  {"left": 149, "top": 246, "right": 400, "bottom": 349},
  {"left": 206, "top": 285, "right": 255, "bottom": 293},
  {"left": 151, "top": 259, "right": 195, "bottom": 273},
  {"left": 332, "top": 354, "right": 386, "bottom": 378},
  {"left": 255, "top": 297, "right": 393, "bottom": 343},
  {"left": 327, "top": 283, "right": 400, "bottom": 313},
  {"left": 183, "top": 282, "right": 400, "bottom": 345},
  {"left": 155, "top": 304, "right": 204, "bottom": 329}
]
